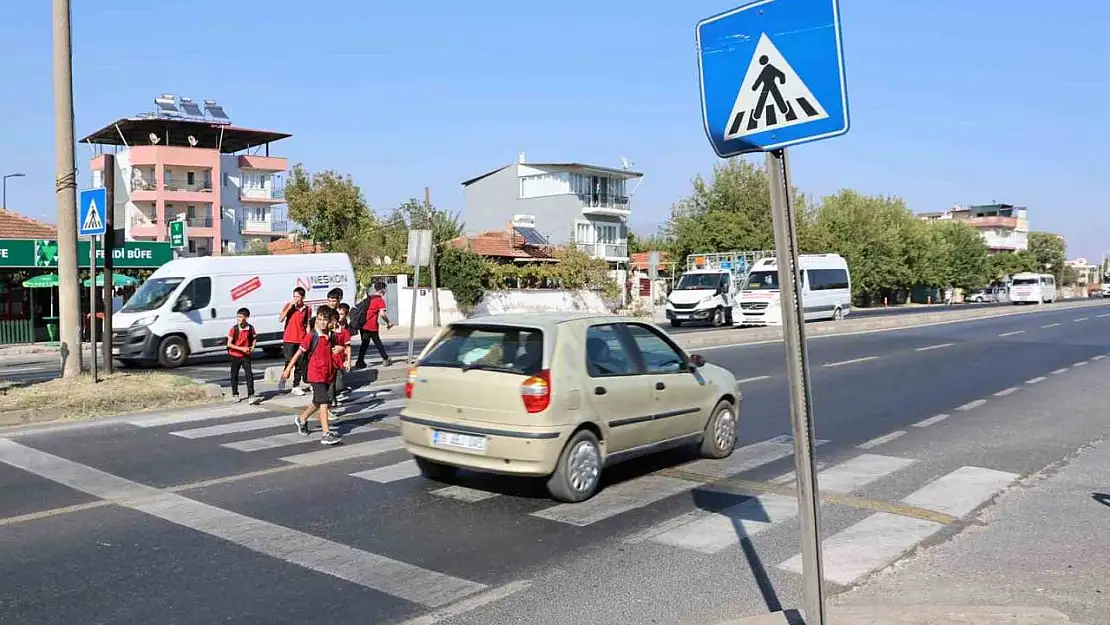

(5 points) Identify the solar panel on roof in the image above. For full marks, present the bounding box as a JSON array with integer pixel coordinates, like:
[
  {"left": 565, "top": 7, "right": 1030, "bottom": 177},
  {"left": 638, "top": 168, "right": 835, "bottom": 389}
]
[
  {"left": 180, "top": 98, "right": 203, "bottom": 117},
  {"left": 204, "top": 100, "right": 230, "bottom": 122},
  {"left": 514, "top": 226, "right": 548, "bottom": 246}
]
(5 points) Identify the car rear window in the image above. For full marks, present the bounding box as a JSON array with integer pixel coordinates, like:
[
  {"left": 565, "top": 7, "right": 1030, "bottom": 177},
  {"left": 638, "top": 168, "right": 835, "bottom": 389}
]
[
  {"left": 1011, "top": 278, "right": 1037, "bottom": 285},
  {"left": 420, "top": 325, "right": 544, "bottom": 376}
]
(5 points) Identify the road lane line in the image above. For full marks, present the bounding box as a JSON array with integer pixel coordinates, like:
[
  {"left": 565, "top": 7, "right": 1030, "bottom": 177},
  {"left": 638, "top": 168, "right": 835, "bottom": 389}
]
[
  {"left": 397, "top": 580, "right": 534, "bottom": 625},
  {"left": 997, "top": 330, "right": 1025, "bottom": 337},
  {"left": 915, "top": 343, "right": 953, "bottom": 352},
  {"left": 1025, "top": 376, "right": 1046, "bottom": 384},
  {"left": 856, "top": 431, "right": 906, "bottom": 450},
  {"left": 737, "top": 375, "right": 772, "bottom": 384},
  {"left": 0, "top": 439, "right": 487, "bottom": 607},
  {"left": 913, "top": 414, "right": 949, "bottom": 428},
  {"left": 993, "top": 387, "right": 1019, "bottom": 397},
  {"left": 778, "top": 466, "right": 1018, "bottom": 585},
  {"left": 350, "top": 459, "right": 420, "bottom": 483},
  {"left": 1092, "top": 355, "right": 1107, "bottom": 361},
  {"left": 647, "top": 454, "right": 914, "bottom": 554},
  {"left": 1098, "top": 313, "right": 1110, "bottom": 318},
  {"left": 955, "top": 399, "right": 988, "bottom": 411},
  {"left": 1042, "top": 323, "right": 1061, "bottom": 328},
  {"left": 1051, "top": 368, "right": 1069, "bottom": 375},
  {"left": 1073, "top": 361, "right": 1088, "bottom": 368},
  {"left": 822, "top": 356, "right": 879, "bottom": 368},
  {"left": 1074, "top": 317, "right": 1088, "bottom": 322}
]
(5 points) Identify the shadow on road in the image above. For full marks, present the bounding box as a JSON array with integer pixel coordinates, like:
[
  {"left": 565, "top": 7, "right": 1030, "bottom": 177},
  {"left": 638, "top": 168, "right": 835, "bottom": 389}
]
[{"left": 1093, "top": 492, "right": 1110, "bottom": 508}]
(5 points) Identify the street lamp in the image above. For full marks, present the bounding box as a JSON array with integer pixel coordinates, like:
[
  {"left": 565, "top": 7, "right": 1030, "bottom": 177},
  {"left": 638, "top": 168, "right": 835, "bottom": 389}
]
[{"left": 2, "top": 172, "right": 26, "bottom": 209}]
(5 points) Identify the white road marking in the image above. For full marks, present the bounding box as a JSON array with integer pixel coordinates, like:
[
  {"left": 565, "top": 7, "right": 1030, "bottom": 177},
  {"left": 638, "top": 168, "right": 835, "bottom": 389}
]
[
  {"left": 1041, "top": 323, "right": 1061, "bottom": 328},
  {"left": 430, "top": 485, "right": 500, "bottom": 503},
  {"left": 822, "top": 356, "right": 879, "bottom": 368},
  {"left": 856, "top": 431, "right": 906, "bottom": 450},
  {"left": 779, "top": 465, "right": 1018, "bottom": 585},
  {"left": 954, "top": 399, "right": 987, "bottom": 411},
  {"left": 350, "top": 459, "right": 420, "bottom": 483},
  {"left": 993, "top": 387, "right": 1019, "bottom": 397},
  {"left": 279, "top": 437, "right": 406, "bottom": 466},
  {"left": 395, "top": 580, "right": 534, "bottom": 625},
  {"left": 649, "top": 454, "right": 914, "bottom": 554},
  {"left": 222, "top": 432, "right": 317, "bottom": 452},
  {"left": 683, "top": 435, "right": 826, "bottom": 479},
  {"left": 1025, "top": 376, "right": 1046, "bottom": 384},
  {"left": 914, "top": 343, "right": 953, "bottom": 352},
  {"left": 997, "top": 330, "right": 1025, "bottom": 337},
  {"left": 737, "top": 375, "right": 772, "bottom": 384},
  {"left": 1074, "top": 317, "right": 1088, "bottom": 322},
  {"left": 1051, "top": 368, "right": 1069, "bottom": 375},
  {"left": 1098, "top": 313, "right": 1110, "bottom": 318},
  {"left": 1092, "top": 355, "right": 1107, "bottom": 361},
  {"left": 0, "top": 365, "right": 51, "bottom": 374},
  {"left": 0, "top": 439, "right": 486, "bottom": 607},
  {"left": 171, "top": 415, "right": 291, "bottom": 439},
  {"left": 1073, "top": 361, "right": 1088, "bottom": 368},
  {"left": 128, "top": 404, "right": 268, "bottom": 428},
  {"left": 913, "top": 414, "right": 949, "bottom": 428}
]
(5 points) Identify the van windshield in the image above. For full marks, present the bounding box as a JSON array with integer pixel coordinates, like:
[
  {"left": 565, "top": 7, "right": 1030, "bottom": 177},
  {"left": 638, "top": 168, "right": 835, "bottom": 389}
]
[
  {"left": 743, "top": 270, "right": 780, "bottom": 290},
  {"left": 121, "top": 277, "right": 184, "bottom": 313},
  {"left": 420, "top": 325, "right": 544, "bottom": 376},
  {"left": 675, "top": 273, "right": 724, "bottom": 290},
  {"left": 1011, "top": 278, "right": 1038, "bottom": 286}
]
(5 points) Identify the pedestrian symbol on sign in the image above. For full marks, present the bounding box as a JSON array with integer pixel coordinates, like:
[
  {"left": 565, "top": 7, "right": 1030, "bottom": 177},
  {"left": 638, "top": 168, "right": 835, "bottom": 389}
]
[{"left": 724, "top": 33, "right": 829, "bottom": 140}]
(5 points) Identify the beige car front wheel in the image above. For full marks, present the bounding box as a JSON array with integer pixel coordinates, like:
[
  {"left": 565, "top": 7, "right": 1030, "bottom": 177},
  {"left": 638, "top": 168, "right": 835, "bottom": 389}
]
[
  {"left": 414, "top": 456, "right": 457, "bottom": 482},
  {"left": 547, "top": 429, "right": 603, "bottom": 503},
  {"left": 700, "top": 400, "right": 738, "bottom": 459}
]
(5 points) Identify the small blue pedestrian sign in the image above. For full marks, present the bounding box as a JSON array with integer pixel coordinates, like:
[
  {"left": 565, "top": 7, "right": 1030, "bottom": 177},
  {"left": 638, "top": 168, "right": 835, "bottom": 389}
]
[
  {"left": 696, "top": 0, "right": 850, "bottom": 157},
  {"left": 78, "top": 188, "right": 107, "bottom": 237}
]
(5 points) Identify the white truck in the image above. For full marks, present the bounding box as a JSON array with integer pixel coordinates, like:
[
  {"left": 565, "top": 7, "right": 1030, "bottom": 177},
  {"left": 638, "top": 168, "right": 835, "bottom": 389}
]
[
  {"left": 664, "top": 251, "right": 773, "bottom": 327},
  {"left": 111, "top": 253, "right": 356, "bottom": 368}
]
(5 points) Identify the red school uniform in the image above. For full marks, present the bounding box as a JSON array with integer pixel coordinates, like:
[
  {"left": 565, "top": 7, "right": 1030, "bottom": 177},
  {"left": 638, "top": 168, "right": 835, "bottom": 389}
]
[
  {"left": 226, "top": 323, "right": 255, "bottom": 358},
  {"left": 283, "top": 304, "right": 312, "bottom": 344},
  {"left": 300, "top": 332, "right": 336, "bottom": 384},
  {"left": 332, "top": 325, "right": 352, "bottom": 369},
  {"left": 362, "top": 295, "right": 386, "bottom": 332}
]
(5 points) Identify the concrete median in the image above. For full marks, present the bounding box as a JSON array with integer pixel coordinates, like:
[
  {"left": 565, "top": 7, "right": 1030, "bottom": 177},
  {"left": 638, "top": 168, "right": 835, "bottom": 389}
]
[{"left": 714, "top": 606, "right": 1081, "bottom": 625}]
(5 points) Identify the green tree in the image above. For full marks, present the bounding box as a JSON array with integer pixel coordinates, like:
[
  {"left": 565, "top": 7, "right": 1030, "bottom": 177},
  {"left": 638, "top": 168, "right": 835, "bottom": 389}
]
[
  {"left": 436, "top": 246, "right": 486, "bottom": 311},
  {"left": 241, "top": 239, "right": 271, "bottom": 256},
  {"left": 550, "top": 247, "right": 620, "bottom": 299},
  {"left": 986, "top": 251, "right": 1038, "bottom": 280},
  {"left": 1028, "top": 231, "right": 1067, "bottom": 280},
  {"left": 284, "top": 163, "right": 373, "bottom": 248},
  {"left": 934, "top": 220, "right": 989, "bottom": 290}
]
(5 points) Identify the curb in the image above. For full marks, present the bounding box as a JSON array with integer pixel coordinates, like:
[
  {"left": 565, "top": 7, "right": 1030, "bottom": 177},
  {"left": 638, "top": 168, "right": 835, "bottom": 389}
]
[
  {"left": 715, "top": 605, "right": 1079, "bottom": 625},
  {"left": 0, "top": 379, "right": 226, "bottom": 429}
]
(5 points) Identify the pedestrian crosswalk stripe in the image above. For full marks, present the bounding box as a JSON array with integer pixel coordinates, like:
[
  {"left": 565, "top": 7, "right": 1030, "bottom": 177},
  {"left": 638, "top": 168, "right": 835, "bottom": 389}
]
[
  {"left": 351, "top": 459, "right": 420, "bottom": 483},
  {"left": 129, "top": 404, "right": 267, "bottom": 428},
  {"left": 900, "top": 465, "right": 1018, "bottom": 518},
  {"left": 430, "top": 485, "right": 500, "bottom": 503},
  {"left": 279, "top": 436, "right": 405, "bottom": 466},
  {"left": 171, "top": 415, "right": 291, "bottom": 439},
  {"left": 723, "top": 33, "right": 829, "bottom": 141},
  {"left": 222, "top": 431, "right": 315, "bottom": 452}
]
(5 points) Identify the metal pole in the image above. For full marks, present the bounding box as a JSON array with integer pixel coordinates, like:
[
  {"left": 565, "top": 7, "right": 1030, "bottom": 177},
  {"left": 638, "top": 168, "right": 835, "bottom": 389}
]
[
  {"left": 425, "top": 186, "right": 441, "bottom": 327},
  {"left": 53, "top": 0, "right": 82, "bottom": 378},
  {"left": 89, "top": 237, "right": 98, "bottom": 383},
  {"left": 407, "top": 263, "right": 421, "bottom": 365},
  {"left": 766, "top": 148, "right": 826, "bottom": 625},
  {"left": 101, "top": 153, "right": 115, "bottom": 374}
]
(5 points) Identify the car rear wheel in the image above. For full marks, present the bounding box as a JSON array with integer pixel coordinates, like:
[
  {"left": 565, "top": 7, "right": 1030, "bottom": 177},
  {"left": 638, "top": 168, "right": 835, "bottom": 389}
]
[
  {"left": 414, "top": 456, "right": 457, "bottom": 482},
  {"left": 700, "top": 399, "right": 738, "bottom": 459},
  {"left": 547, "top": 429, "right": 602, "bottom": 503},
  {"left": 833, "top": 307, "right": 844, "bottom": 321}
]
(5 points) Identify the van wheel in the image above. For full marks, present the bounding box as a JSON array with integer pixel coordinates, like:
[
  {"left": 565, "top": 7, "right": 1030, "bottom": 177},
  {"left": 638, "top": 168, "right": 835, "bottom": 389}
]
[
  {"left": 547, "top": 430, "right": 602, "bottom": 503},
  {"left": 670, "top": 319, "right": 683, "bottom": 328},
  {"left": 713, "top": 307, "right": 726, "bottom": 327},
  {"left": 700, "top": 399, "right": 738, "bottom": 459},
  {"left": 833, "top": 307, "right": 844, "bottom": 321},
  {"left": 414, "top": 456, "right": 457, "bottom": 482},
  {"left": 157, "top": 336, "right": 189, "bottom": 368}
]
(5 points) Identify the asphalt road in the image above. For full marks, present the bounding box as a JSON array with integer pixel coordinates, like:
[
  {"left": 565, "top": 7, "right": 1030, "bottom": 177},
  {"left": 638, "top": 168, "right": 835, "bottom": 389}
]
[{"left": 2, "top": 301, "right": 1110, "bottom": 624}]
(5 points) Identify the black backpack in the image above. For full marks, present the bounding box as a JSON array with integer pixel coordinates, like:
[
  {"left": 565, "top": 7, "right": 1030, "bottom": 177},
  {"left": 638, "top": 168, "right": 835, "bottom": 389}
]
[
  {"left": 304, "top": 332, "right": 336, "bottom": 360},
  {"left": 351, "top": 296, "right": 370, "bottom": 330}
]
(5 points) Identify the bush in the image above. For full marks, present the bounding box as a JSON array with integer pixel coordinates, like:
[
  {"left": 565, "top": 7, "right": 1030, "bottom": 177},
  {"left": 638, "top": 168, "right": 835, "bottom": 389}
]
[{"left": 437, "top": 246, "right": 486, "bottom": 311}]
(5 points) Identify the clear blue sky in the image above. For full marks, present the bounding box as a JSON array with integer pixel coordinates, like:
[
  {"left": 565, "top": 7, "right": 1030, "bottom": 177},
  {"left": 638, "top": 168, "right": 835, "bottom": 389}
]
[{"left": 2, "top": 1, "right": 1107, "bottom": 258}]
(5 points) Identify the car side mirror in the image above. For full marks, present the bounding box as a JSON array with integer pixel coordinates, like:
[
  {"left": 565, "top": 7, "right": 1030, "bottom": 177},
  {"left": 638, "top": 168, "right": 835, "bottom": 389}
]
[
  {"left": 688, "top": 354, "right": 706, "bottom": 369},
  {"left": 174, "top": 297, "right": 193, "bottom": 312}
]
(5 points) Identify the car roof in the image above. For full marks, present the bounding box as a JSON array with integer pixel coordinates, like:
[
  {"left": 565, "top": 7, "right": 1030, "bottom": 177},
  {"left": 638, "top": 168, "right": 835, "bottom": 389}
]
[{"left": 452, "top": 311, "right": 639, "bottom": 331}]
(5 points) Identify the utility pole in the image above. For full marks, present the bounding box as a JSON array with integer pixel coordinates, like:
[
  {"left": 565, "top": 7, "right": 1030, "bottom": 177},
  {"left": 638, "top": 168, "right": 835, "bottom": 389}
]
[
  {"left": 101, "top": 153, "right": 116, "bottom": 374},
  {"left": 425, "top": 186, "right": 441, "bottom": 327},
  {"left": 53, "top": 0, "right": 81, "bottom": 378}
]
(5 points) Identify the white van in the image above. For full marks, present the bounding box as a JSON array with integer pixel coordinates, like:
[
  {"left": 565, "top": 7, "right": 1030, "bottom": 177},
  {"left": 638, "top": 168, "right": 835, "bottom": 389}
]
[
  {"left": 1009, "top": 272, "right": 1056, "bottom": 305},
  {"left": 735, "top": 253, "right": 852, "bottom": 326},
  {"left": 111, "top": 253, "right": 356, "bottom": 368}
]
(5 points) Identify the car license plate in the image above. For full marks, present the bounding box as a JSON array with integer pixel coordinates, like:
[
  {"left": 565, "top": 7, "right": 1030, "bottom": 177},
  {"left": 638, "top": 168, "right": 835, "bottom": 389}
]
[
  {"left": 432, "top": 430, "right": 487, "bottom": 452},
  {"left": 111, "top": 347, "right": 120, "bottom": 355},
  {"left": 675, "top": 313, "right": 688, "bottom": 319}
]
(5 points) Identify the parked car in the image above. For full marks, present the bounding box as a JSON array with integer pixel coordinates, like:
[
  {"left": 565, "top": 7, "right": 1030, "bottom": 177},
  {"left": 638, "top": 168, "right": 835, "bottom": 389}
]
[{"left": 399, "top": 312, "right": 742, "bottom": 503}]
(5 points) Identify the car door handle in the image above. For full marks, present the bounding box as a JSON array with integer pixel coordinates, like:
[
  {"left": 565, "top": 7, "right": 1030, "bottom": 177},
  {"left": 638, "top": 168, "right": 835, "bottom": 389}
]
[
  {"left": 594, "top": 386, "right": 607, "bottom": 395},
  {"left": 210, "top": 308, "right": 217, "bottom": 319},
  {"left": 655, "top": 382, "right": 666, "bottom": 390}
]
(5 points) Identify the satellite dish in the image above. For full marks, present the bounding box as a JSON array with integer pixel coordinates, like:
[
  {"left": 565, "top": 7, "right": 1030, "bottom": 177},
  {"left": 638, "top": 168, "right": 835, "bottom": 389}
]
[
  {"left": 620, "top": 155, "right": 632, "bottom": 170},
  {"left": 187, "top": 135, "right": 198, "bottom": 147},
  {"left": 148, "top": 133, "right": 161, "bottom": 145}
]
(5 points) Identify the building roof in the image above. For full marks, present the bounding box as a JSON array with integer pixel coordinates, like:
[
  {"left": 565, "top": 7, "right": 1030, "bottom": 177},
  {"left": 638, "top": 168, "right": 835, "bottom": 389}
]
[
  {"left": 0, "top": 209, "right": 58, "bottom": 239},
  {"left": 461, "top": 162, "right": 644, "bottom": 187},
  {"left": 629, "top": 251, "right": 671, "bottom": 271},
  {"left": 267, "top": 238, "right": 325, "bottom": 255},
  {"left": 446, "top": 229, "right": 557, "bottom": 261},
  {"left": 80, "top": 117, "right": 291, "bottom": 154}
]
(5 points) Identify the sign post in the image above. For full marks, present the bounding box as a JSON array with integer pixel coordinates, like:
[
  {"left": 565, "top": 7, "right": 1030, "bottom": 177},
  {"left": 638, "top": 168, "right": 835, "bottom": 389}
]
[
  {"left": 406, "top": 229, "right": 433, "bottom": 365},
  {"left": 169, "top": 217, "right": 188, "bottom": 250},
  {"left": 79, "top": 187, "right": 108, "bottom": 383},
  {"left": 696, "top": 1, "right": 850, "bottom": 623},
  {"left": 648, "top": 250, "right": 661, "bottom": 315}
]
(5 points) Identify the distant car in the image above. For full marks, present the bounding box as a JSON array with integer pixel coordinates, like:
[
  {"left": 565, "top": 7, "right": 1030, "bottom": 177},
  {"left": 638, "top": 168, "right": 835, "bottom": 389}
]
[{"left": 399, "top": 312, "right": 742, "bottom": 503}]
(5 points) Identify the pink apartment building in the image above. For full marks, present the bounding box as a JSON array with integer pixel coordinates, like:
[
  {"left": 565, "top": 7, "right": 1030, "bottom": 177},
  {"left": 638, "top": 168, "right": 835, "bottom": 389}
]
[{"left": 81, "top": 96, "right": 292, "bottom": 256}]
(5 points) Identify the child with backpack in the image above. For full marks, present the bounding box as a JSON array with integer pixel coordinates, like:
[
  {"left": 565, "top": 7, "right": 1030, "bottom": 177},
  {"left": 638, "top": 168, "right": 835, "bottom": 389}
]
[
  {"left": 329, "top": 302, "right": 353, "bottom": 406},
  {"left": 281, "top": 306, "right": 342, "bottom": 446},
  {"left": 227, "top": 307, "right": 260, "bottom": 404},
  {"left": 279, "top": 287, "right": 313, "bottom": 396}
]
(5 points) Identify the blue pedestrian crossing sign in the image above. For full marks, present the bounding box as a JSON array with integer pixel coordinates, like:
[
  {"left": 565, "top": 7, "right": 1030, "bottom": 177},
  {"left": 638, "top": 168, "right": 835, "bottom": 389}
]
[
  {"left": 696, "top": 0, "right": 850, "bottom": 157},
  {"left": 78, "top": 188, "right": 108, "bottom": 237}
]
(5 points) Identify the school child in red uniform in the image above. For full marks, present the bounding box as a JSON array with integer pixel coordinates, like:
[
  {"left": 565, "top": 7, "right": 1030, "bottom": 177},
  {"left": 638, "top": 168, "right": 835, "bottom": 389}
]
[
  {"left": 281, "top": 306, "right": 342, "bottom": 446},
  {"left": 227, "top": 307, "right": 260, "bottom": 404},
  {"left": 329, "top": 303, "right": 353, "bottom": 406}
]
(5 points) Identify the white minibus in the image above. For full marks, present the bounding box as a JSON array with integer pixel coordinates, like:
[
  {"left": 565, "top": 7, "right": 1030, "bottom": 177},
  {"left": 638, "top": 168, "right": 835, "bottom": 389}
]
[
  {"left": 1009, "top": 272, "right": 1056, "bottom": 305},
  {"left": 111, "top": 253, "right": 355, "bottom": 368},
  {"left": 734, "top": 253, "right": 852, "bottom": 326}
]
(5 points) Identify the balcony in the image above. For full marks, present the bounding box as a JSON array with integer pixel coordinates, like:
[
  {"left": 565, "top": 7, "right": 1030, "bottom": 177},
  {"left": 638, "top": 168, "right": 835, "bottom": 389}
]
[
  {"left": 239, "top": 220, "right": 289, "bottom": 235},
  {"left": 167, "top": 215, "right": 214, "bottom": 228},
  {"left": 966, "top": 216, "right": 1018, "bottom": 229},
  {"left": 579, "top": 193, "right": 631, "bottom": 217},
  {"left": 164, "top": 180, "right": 214, "bottom": 193},
  {"left": 239, "top": 186, "right": 285, "bottom": 202},
  {"left": 239, "top": 155, "right": 287, "bottom": 172},
  {"left": 576, "top": 242, "right": 628, "bottom": 260}
]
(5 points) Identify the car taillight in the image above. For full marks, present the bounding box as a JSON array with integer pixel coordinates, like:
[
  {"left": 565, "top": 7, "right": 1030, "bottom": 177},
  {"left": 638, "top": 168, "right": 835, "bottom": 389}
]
[
  {"left": 520, "top": 369, "right": 551, "bottom": 414},
  {"left": 404, "top": 367, "right": 418, "bottom": 399}
]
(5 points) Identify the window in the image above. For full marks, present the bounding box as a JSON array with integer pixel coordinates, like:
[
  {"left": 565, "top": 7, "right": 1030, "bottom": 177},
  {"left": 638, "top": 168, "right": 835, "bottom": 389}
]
[
  {"left": 575, "top": 221, "right": 593, "bottom": 244},
  {"left": 743, "top": 270, "right": 780, "bottom": 290},
  {"left": 519, "top": 173, "right": 570, "bottom": 199},
  {"left": 181, "top": 277, "right": 212, "bottom": 309},
  {"left": 92, "top": 170, "right": 103, "bottom": 188},
  {"left": 187, "top": 171, "right": 195, "bottom": 185},
  {"left": 223, "top": 173, "right": 229, "bottom": 187},
  {"left": 253, "top": 208, "right": 266, "bottom": 221},
  {"left": 1011, "top": 277, "right": 1037, "bottom": 286},
  {"left": 676, "top": 273, "right": 728, "bottom": 290},
  {"left": 625, "top": 324, "right": 687, "bottom": 374},
  {"left": 420, "top": 325, "right": 544, "bottom": 376},
  {"left": 807, "top": 268, "right": 850, "bottom": 291},
  {"left": 585, "top": 325, "right": 635, "bottom": 377}
]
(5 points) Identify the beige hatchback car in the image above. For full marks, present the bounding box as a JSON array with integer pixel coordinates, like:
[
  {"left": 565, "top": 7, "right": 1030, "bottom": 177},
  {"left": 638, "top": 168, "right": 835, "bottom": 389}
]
[{"left": 400, "top": 312, "right": 742, "bottom": 502}]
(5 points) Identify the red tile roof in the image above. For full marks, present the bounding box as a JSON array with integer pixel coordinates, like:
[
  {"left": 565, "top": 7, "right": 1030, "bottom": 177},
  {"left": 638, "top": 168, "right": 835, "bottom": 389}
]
[
  {"left": 447, "top": 229, "right": 556, "bottom": 261},
  {"left": 630, "top": 251, "right": 669, "bottom": 271},
  {"left": 0, "top": 209, "right": 58, "bottom": 239},
  {"left": 268, "top": 238, "right": 324, "bottom": 255}
]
